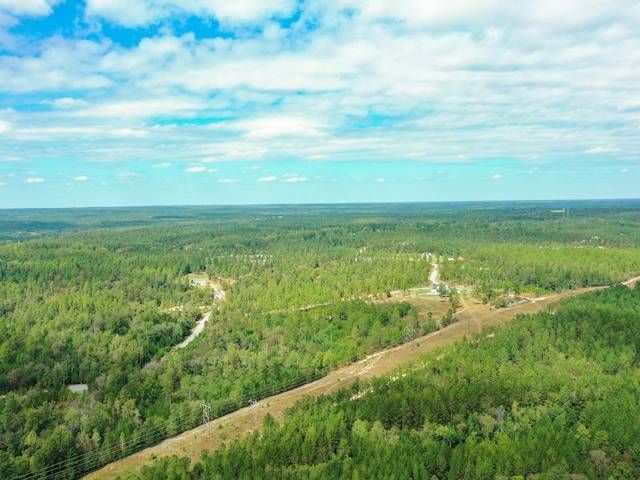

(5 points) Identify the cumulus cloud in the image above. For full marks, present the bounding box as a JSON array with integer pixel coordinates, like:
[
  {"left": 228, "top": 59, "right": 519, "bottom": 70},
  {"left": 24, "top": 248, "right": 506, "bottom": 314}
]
[
  {"left": 0, "top": 120, "right": 11, "bottom": 132},
  {"left": 25, "top": 177, "right": 45, "bottom": 183},
  {"left": 492, "top": 174, "right": 502, "bottom": 179},
  {"left": 74, "top": 175, "right": 88, "bottom": 181},
  {"left": 218, "top": 178, "right": 241, "bottom": 183},
  {"left": 0, "top": 37, "right": 112, "bottom": 94},
  {"left": 153, "top": 162, "right": 172, "bottom": 168},
  {"left": 0, "top": 0, "right": 57, "bottom": 17}
]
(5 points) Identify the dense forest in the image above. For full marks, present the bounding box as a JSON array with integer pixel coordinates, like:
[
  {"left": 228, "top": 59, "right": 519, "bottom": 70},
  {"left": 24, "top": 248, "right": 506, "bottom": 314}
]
[
  {"left": 1, "top": 201, "right": 640, "bottom": 479},
  {"left": 131, "top": 285, "right": 640, "bottom": 480}
]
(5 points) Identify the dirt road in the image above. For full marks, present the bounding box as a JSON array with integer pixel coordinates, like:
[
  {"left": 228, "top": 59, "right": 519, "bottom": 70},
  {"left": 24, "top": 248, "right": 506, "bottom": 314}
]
[
  {"left": 86, "top": 285, "right": 597, "bottom": 480},
  {"left": 175, "top": 311, "right": 211, "bottom": 349}
]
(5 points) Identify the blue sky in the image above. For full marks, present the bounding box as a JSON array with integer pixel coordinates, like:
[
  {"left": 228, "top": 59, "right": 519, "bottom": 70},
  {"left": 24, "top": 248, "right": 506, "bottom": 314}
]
[{"left": 0, "top": 0, "right": 639, "bottom": 208}]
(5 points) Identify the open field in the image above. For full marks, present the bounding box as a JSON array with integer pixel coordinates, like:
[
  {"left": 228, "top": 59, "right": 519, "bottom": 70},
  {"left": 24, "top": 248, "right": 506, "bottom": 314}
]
[{"left": 86, "top": 286, "right": 596, "bottom": 479}]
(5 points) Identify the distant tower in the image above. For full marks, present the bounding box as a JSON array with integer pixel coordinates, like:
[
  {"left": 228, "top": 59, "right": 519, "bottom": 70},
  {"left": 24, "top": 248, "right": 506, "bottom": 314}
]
[{"left": 201, "top": 402, "right": 212, "bottom": 436}]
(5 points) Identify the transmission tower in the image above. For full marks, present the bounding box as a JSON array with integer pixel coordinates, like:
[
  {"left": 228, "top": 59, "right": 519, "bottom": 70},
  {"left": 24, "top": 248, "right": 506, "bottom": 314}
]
[
  {"left": 200, "top": 401, "right": 212, "bottom": 436},
  {"left": 248, "top": 399, "right": 259, "bottom": 431}
]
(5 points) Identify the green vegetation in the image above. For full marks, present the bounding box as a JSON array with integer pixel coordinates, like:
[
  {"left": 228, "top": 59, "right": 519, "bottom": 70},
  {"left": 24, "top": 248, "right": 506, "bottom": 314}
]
[
  {"left": 1, "top": 200, "right": 640, "bottom": 479},
  {"left": 132, "top": 285, "right": 640, "bottom": 480}
]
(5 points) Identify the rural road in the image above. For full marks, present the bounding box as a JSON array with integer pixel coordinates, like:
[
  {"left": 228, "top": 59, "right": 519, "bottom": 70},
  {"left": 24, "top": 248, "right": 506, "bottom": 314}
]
[
  {"left": 175, "top": 283, "right": 224, "bottom": 350},
  {"left": 429, "top": 262, "right": 439, "bottom": 285},
  {"left": 175, "top": 311, "right": 211, "bottom": 349}
]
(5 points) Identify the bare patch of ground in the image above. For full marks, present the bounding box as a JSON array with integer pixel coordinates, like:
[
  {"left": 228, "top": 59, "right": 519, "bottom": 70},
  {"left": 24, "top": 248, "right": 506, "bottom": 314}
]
[
  {"left": 623, "top": 276, "right": 640, "bottom": 289},
  {"left": 85, "top": 285, "right": 604, "bottom": 480},
  {"left": 185, "top": 273, "right": 225, "bottom": 293}
]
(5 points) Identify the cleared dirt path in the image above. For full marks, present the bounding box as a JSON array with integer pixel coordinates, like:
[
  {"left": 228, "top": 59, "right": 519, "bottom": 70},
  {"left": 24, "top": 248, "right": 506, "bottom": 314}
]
[
  {"left": 175, "top": 311, "right": 212, "bottom": 349},
  {"left": 174, "top": 282, "right": 225, "bottom": 350},
  {"left": 86, "top": 284, "right": 600, "bottom": 480}
]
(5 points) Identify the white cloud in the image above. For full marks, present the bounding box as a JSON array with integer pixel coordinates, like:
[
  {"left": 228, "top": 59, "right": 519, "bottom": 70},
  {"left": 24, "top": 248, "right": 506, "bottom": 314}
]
[
  {"left": 258, "top": 175, "right": 277, "bottom": 183},
  {"left": 0, "top": 37, "right": 112, "bottom": 94},
  {"left": 200, "top": 148, "right": 268, "bottom": 163},
  {"left": 74, "top": 176, "right": 88, "bottom": 181},
  {"left": 218, "top": 178, "right": 241, "bottom": 183},
  {"left": 284, "top": 175, "right": 308, "bottom": 183},
  {"left": 0, "top": 0, "right": 639, "bottom": 198},
  {"left": 336, "top": 0, "right": 506, "bottom": 27},
  {"left": 153, "top": 162, "right": 173, "bottom": 168},
  {"left": 112, "top": 128, "right": 149, "bottom": 138},
  {"left": 0, "top": 11, "right": 18, "bottom": 25},
  {"left": 84, "top": 0, "right": 298, "bottom": 27},
  {"left": 376, "top": 178, "right": 385, "bottom": 182},
  {"left": 45, "top": 97, "right": 88, "bottom": 109},
  {"left": 185, "top": 166, "right": 207, "bottom": 173},
  {"left": 0, "top": 0, "right": 56, "bottom": 17},
  {"left": 584, "top": 146, "right": 621, "bottom": 154},
  {"left": 492, "top": 174, "right": 502, "bottom": 179},
  {"left": 116, "top": 171, "right": 141, "bottom": 180},
  {"left": 241, "top": 118, "right": 325, "bottom": 140},
  {"left": 25, "top": 177, "right": 45, "bottom": 183},
  {"left": 72, "top": 98, "right": 201, "bottom": 120},
  {"left": 223, "top": 149, "right": 268, "bottom": 160},
  {"left": 620, "top": 168, "right": 629, "bottom": 173},
  {"left": 334, "top": 0, "right": 637, "bottom": 32}
]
